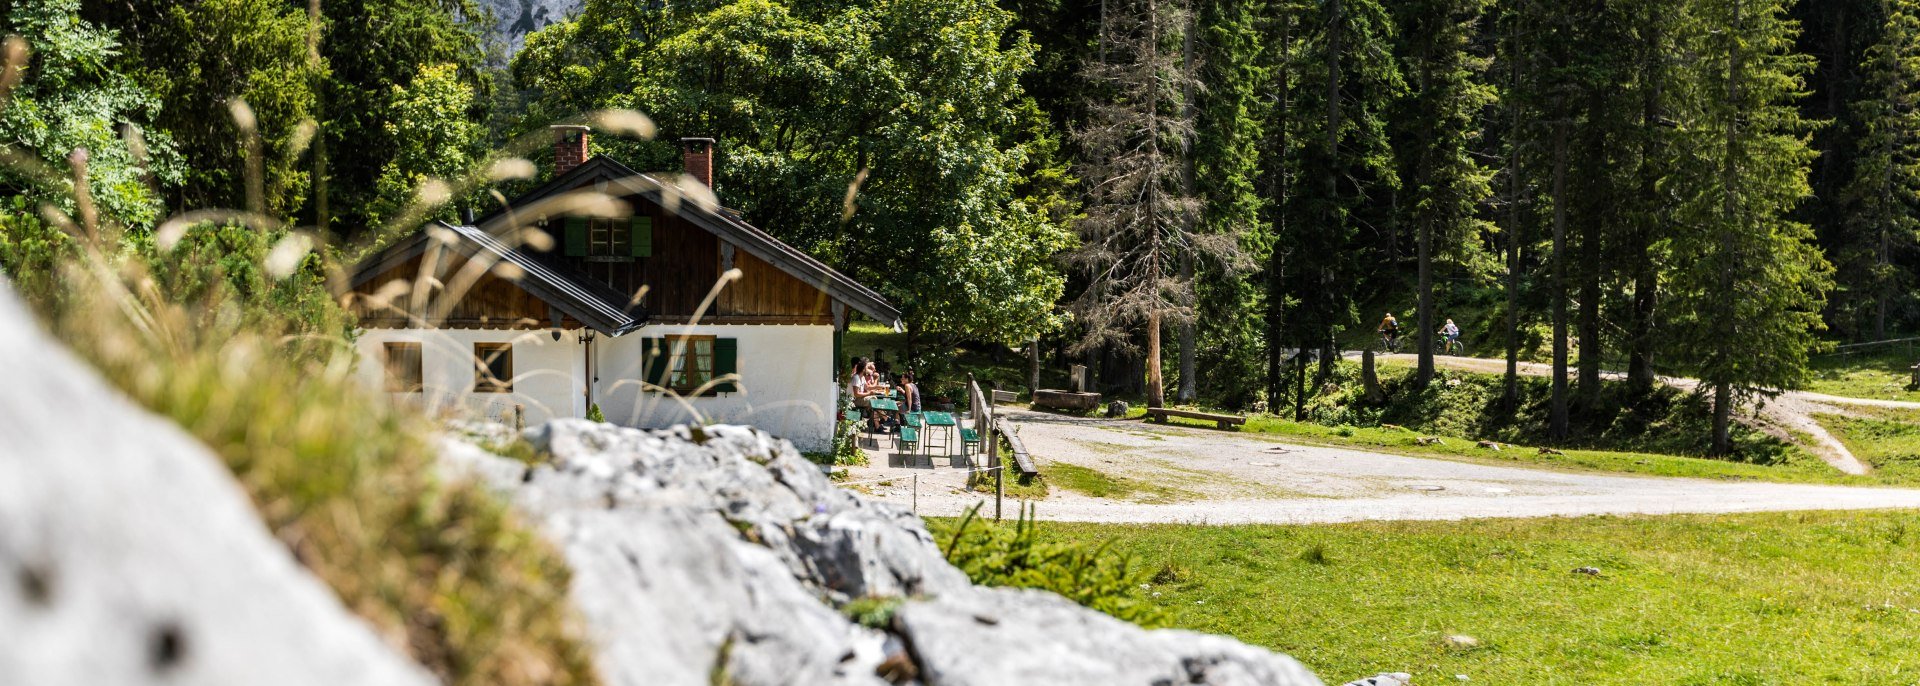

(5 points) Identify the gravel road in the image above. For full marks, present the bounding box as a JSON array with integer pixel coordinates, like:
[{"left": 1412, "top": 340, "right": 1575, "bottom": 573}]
[{"left": 840, "top": 408, "right": 1920, "bottom": 525}]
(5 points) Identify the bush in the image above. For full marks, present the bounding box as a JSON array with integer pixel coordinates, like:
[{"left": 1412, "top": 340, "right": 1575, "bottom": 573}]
[{"left": 928, "top": 503, "right": 1166, "bottom": 627}]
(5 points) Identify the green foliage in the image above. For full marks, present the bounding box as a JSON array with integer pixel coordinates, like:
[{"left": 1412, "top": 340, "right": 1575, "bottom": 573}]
[
  {"left": 587, "top": 402, "right": 606, "bottom": 423},
  {"left": 928, "top": 503, "right": 1167, "bottom": 627},
  {"left": 1664, "top": 0, "right": 1831, "bottom": 450},
  {"left": 1830, "top": 0, "right": 1920, "bottom": 338},
  {"left": 513, "top": 0, "right": 1074, "bottom": 345},
  {"left": 0, "top": 0, "right": 184, "bottom": 230},
  {"left": 840, "top": 595, "right": 904, "bottom": 630},
  {"left": 104, "top": 0, "right": 324, "bottom": 216},
  {"left": 1293, "top": 360, "right": 1807, "bottom": 464},
  {"left": 370, "top": 62, "right": 485, "bottom": 228},
  {"left": 1042, "top": 511, "right": 1920, "bottom": 683}
]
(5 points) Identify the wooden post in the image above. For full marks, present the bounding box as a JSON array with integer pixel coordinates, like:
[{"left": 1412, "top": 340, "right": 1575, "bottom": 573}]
[
  {"left": 912, "top": 474, "right": 919, "bottom": 515},
  {"left": 989, "top": 426, "right": 1002, "bottom": 521},
  {"left": 514, "top": 404, "right": 525, "bottom": 432},
  {"left": 1028, "top": 335, "right": 1040, "bottom": 397}
]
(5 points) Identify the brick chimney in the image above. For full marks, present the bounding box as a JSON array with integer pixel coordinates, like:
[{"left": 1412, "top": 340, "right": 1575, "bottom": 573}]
[
  {"left": 680, "top": 137, "right": 716, "bottom": 189},
  {"left": 551, "top": 124, "right": 591, "bottom": 176}
]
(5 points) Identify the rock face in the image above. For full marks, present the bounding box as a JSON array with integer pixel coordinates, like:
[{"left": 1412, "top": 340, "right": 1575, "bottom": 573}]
[
  {"left": 0, "top": 288, "right": 433, "bottom": 685},
  {"left": 444, "top": 419, "right": 1326, "bottom": 685},
  {"left": 479, "top": 0, "right": 582, "bottom": 53}
]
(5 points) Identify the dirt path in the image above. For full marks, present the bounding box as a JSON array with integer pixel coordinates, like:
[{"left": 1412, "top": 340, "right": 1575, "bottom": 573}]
[
  {"left": 1366, "top": 353, "right": 1918, "bottom": 475},
  {"left": 840, "top": 409, "right": 1920, "bottom": 525}
]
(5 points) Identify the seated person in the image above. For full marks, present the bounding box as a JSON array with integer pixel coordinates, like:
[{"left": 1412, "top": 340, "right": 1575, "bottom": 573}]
[{"left": 898, "top": 372, "right": 922, "bottom": 413}]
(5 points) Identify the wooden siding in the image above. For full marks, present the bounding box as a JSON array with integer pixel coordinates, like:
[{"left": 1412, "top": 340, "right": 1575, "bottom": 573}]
[
  {"left": 715, "top": 249, "right": 833, "bottom": 323},
  {"left": 530, "top": 184, "right": 832, "bottom": 324},
  {"left": 349, "top": 252, "right": 579, "bottom": 330},
  {"left": 351, "top": 175, "right": 843, "bottom": 330}
]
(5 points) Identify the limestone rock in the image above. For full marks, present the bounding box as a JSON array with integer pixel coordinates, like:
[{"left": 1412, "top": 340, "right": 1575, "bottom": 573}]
[
  {"left": 446, "top": 417, "right": 1326, "bottom": 686},
  {"left": 1341, "top": 673, "right": 1413, "bottom": 686},
  {"left": 896, "top": 586, "right": 1323, "bottom": 686},
  {"left": 0, "top": 286, "right": 432, "bottom": 686}
]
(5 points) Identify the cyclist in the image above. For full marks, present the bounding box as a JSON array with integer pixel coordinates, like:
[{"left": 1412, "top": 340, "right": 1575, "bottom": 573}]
[
  {"left": 1378, "top": 313, "right": 1402, "bottom": 353},
  {"left": 1439, "top": 318, "right": 1461, "bottom": 355}
]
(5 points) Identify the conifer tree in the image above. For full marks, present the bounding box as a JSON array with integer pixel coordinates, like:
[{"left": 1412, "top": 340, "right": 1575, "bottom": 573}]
[
  {"left": 1396, "top": 0, "right": 1495, "bottom": 389},
  {"left": 1666, "top": 0, "right": 1831, "bottom": 453},
  {"left": 1071, "top": 0, "right": 1235, "bottom": 408},
  {"left": 1838, "top": 0, "right": 1920, "bottom": 339}
]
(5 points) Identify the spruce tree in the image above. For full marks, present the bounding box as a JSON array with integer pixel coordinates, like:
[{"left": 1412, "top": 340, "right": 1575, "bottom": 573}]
[
  {"left": 1396, "top": 0, "right": 1495, "bottom": 389},
  {"left": 1839, "top": 0, "right": 1920, "bottom": 339},
  {"left": 1667, "top": 0, "right": 1832, "bottom": 454}
]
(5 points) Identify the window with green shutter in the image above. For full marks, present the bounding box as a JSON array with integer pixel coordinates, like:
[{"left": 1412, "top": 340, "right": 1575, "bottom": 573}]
[
  {"left": 643, "top": 335, "right": 736, "bottom": 395},
  {"left": 631, "top": 216, "right": 653, "bottom": 257}
]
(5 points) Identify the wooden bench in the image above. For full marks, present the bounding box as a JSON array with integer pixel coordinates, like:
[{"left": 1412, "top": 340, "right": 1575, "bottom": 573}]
[
  {"left": 1144, "top": 407, "right": 1247, "bottom": 430},
  {"left": 990, "top": 389, "right": 1020, "bottom": 405},
  {"left": 991, "top": 417, "right": 1038, "bottom": 477}
]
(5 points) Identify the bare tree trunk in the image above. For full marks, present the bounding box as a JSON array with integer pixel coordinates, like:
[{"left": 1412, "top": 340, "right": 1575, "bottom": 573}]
[
  {"left": 1628, "top": 11, "right": 1663, "bottom": 391},
  {"left": 1414, "top": 43, "right": 1435, "bottom": 390},
  {"left": 1550, "top": 123, "right": 1570, "bottom": 441},
  {"left": 1712, "top": 0, "right": 1745, "bottom": 456},
  {"left": 1145, "top": 0, "right": 1166, "bottom": 409},
  {"left": 1503, "top": 11, "right": 1523, "bottom": 408},
  {"left": 1028, "top": 336, "right": 1041, "bottom": 393},
  {"left": 1176, "top": 0, "right": 1198, "bottom": 403}
]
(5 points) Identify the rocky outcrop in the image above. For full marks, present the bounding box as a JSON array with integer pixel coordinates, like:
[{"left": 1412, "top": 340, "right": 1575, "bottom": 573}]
[
  {"left": 479, "top": 0, "right": 582, "bottom": 53},
  {"left": 0, "top": 289, "right": 433, "bottom": 685},
  {"left": 443, "top": 419, "right": 1326, "bottom": 685}
]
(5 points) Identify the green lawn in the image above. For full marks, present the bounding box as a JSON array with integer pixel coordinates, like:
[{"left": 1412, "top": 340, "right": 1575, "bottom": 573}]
[
  {"left": 1133, "top": 409, "right": 1905, "bottom": 487},
  {"left": 1035, "top": 511, "right": 1920, "bottom": 685},
  {"left": 1806, "top": 347, "right": 1920, "bottom": 402},
  {"left": 1820, "top": 407, "right": 1920, "bottom": 483}
]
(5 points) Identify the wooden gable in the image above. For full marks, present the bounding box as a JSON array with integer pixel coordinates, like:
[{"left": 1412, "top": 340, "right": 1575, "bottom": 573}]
[
  {"left": 349, "top": 252, "right": 581, "bottom": 330},
  {"left": 530, "top": 183, "right": 834, "bottom": 325}
]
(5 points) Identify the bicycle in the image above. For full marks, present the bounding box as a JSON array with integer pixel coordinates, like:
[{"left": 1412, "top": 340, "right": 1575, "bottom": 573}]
[
  {"left": 1378, "top": 331, "right": 1402, "bottom": 354},
  {"left": 1435, "top": 331, "right": 1465, "bottom": 356}
]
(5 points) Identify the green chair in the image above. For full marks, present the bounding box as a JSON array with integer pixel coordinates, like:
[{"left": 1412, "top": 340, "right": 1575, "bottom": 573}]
[
  {"left": 898, "top": 425, "right": 920, "bottom": 456},
  {"left": 904, "top": 412, "right": 926, "bottom": 428},
  {"left": 960, "top": 427, "right": 982, "bottom": 455}
]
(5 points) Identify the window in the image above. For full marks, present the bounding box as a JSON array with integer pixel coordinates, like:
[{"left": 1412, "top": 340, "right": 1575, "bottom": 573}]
[
  {"left": 669, "top": 336, "right": 715, "bottom": 391},
  {"left": 588, "top": 218, "right": 629, "bottom": 257},
  {"left": 474, "top": 342, "right": 513, "bottom": 393},
  {"left": 563, "top": 216, "right": 653, "bottom": 260},
  {"left": 383, "top": 342, "right": 422, "bottom": 393},
  {"left": 645, "top": 336, "right": 738, "bottom": 394}
]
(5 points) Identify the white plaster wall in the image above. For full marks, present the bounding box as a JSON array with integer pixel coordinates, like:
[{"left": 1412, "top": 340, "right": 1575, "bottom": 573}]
[
  {"left": 592, "top": 325, "right": 839, "bottom": 453},
  {"left": 354, "top": 328, "right": 585, "bottom": 426}
]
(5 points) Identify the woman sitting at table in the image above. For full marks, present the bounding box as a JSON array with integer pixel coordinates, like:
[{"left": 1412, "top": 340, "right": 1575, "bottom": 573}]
[
  {"left": 847, "top": 358, "right": 893, "bottom": 431},
  {"left": 897, "top": 372, "right": 922, "bottom": 414}
]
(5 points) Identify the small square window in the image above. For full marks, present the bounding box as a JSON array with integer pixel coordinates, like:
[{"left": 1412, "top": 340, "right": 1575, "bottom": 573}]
[
  {"left": 474, "top": 342, "right": 513, "bottom": 393},
  {"left": 384, "top": 342, "right": 422, "bottom": 393}
]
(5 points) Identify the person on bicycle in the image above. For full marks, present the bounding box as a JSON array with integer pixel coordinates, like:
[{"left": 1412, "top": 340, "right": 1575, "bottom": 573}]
[
  {"left": 1439, "top": 318, "right": 1461, "bottom": 354},
  {"left": 1378, "top": 313, "right": 1402, "bottom": 352}
]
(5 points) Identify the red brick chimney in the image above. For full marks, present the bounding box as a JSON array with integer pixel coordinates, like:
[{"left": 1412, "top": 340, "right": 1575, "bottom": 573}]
[
  {"left": 680, "top": 137, "right": 716, "bottom": 189},
  {"left": 552, "top": 124, "right": 591, "bottom": 176}
]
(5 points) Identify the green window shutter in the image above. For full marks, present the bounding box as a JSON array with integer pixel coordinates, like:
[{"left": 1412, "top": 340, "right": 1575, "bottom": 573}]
[
  {"left": 630, "top": 216, "right": 653, "bottom": 257},
  {"left": 711, "top": 338, "right": 738, "bottom": 393},
  {"left": 644, "top": 338, "right": 670, "bottom": 390},
  {"left": 563, "top": 217, "right": 588, "bottom": 257}
]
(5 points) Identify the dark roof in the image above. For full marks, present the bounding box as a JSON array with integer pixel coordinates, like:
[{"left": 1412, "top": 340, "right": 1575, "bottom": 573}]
[
  {"left": 471, "top": 156, "right": 903, "bottom": 329},
  {"left": 350, "top": 221, "right": 647, "bottom": 336}
]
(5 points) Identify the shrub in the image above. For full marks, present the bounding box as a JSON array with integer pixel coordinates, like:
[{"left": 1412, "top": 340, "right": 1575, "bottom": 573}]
[{"left": 928, "top": 503, "right": 1166, "bottom": 627}]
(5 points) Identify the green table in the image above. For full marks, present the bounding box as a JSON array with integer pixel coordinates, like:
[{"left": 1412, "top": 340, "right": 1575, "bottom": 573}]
[
  {"left": 868, "top": 398, "right": 900, "bottom": 413},
  {"left": 924, "top": 411, "right": 957, "bottom": 456}
]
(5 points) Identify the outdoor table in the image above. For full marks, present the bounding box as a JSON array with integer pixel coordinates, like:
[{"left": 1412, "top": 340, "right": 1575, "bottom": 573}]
[{"left": 923, "top": 411, "right": 957, "bottom": 455}]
